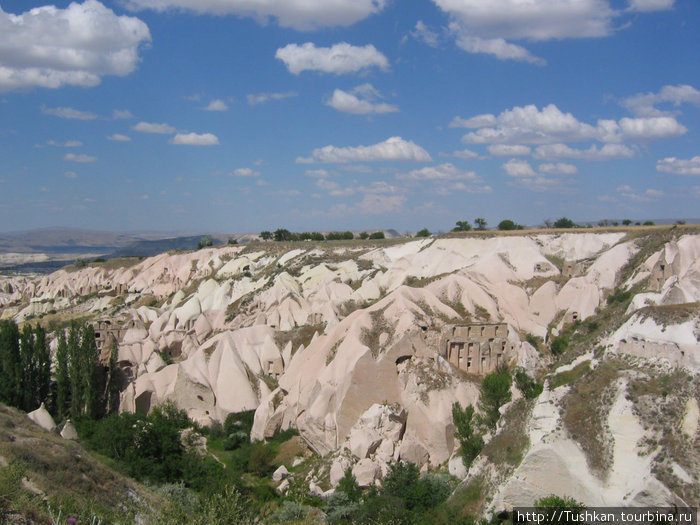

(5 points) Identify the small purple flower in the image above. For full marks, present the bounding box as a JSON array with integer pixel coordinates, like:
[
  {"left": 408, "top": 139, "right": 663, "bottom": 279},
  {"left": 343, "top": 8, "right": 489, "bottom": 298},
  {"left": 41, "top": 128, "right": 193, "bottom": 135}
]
[{"left": 67, "top": 518, "right": 77, "bottom": 524}]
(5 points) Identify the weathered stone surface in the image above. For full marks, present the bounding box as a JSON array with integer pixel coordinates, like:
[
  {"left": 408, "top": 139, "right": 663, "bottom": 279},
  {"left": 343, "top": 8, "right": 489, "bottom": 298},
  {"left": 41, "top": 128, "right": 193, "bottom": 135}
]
[
  {"left": 27, "top": 404, "right": 56, "bottom": 433},
  {"left": 352, "top": 458, "right": 380, "bottom": 487}
]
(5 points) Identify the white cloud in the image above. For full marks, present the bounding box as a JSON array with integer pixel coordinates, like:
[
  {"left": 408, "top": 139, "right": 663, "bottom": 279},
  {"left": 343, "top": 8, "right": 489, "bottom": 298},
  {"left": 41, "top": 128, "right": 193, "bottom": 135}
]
[
  {"left": 656, "top": 156, "right": 700, "bottom": 176},
  {"left": 503, "top": 159, "right": 537, "bottom": 177},
  {"left": 64, "top": 153, "right": 97, "bottom": 163},
  {"left": 170, "top": 132, "right": 220, "bottom": 146},
  {"left": 47, "top": 140, "right": 83, "bottom": 147},
  {"left": 107, "top": 134, "right": 131, "bottom": 142},
  {"left": 276, "top": 42, "right": 389, "bottom": 75},
  {"left": 459, "top": 104, "right": 686, "bottom": 145},
  {"left": 621, "top": 84, "right": 700, "bottom": 117},
  {"left": 451, "top": 29, "right": 545, "bottom": 65},
  {"left": 627, "top": 0, "right": 674, "bottom": 11},
  {"left": 124, "top": 0, "right": 386, "bottom": 31},
  {"left": 132, "top": 121, "right": 176, "bottom": 134},
  {"left": 63, "top": 171, "right": 78, "bottom": 179},
  {"left": 204, "top": 99, "right": 229, "bottom": 111},
  {"left": 305, "top": 169, "right": 330, "bottom": 178},
  {"left": 448, "top": 148, "right": 480, "bottom": 159},
  {"left": 326, "top": 84, "right": 398, "bottom": 114},
  {"left": 112, "top": 109, "right": 134, "bottom": 119},
  {"left": 618, "top": 185, "right": 665, "bottom": 201},
  {"left": 488, "top": 144, "right": 531, "bottom": 156},
  {"left": 533, "top": 143, "right": 636, "bottom": 160},
  {"left": 298, "top": 136, "right": 431, "bottom": 164},
  {"left": 229, "top": 168, "right": 260, "bottom": 177},
  {"left": 316, "top": 178, "right": 355, "bottom": 197},
  {"left": 397, "top": 163, "right": 478, "bottom": 181},
  {"left": 538, "top": 162, "right": 578, "bottom": 175},
  {"left": 435, "top": 0, "right": 615, "bottom": 41},
  {"left": 247, "top": 92, "right": 297, "bottom": 105},
  {"left": 41, "top": 106, "right": 97, "bottom": 120},
  {"left": 356, "top": 193, "right": 405, "bottom": 215},
  {"left": 411, "top": 21, "right": 440, "bottom": 47},
  {"left": 0, "top": 1, "right": 150, "bottom": 92}
]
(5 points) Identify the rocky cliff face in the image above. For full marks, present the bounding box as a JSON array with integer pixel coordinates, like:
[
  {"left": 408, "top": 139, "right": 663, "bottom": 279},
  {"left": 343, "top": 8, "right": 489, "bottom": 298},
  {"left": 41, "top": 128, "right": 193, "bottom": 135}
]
[{"left": 1, "top": 228, "right": 698, "bottom": 511}]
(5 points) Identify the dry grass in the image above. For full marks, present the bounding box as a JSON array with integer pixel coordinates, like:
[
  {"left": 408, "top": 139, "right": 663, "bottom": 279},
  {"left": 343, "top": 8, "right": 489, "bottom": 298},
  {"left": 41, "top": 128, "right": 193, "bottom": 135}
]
[
  {"left": 483, "top": 398, "right": 532, "bottom": 469},
  {"left": 0, "top": 404, "right": 161, "bottom": 523},
  {"left": 637, "top": 302, "right": 699, "bottom": 326},
  {"left": 274, "top": 323, "right": 325, "bottom": 354}
]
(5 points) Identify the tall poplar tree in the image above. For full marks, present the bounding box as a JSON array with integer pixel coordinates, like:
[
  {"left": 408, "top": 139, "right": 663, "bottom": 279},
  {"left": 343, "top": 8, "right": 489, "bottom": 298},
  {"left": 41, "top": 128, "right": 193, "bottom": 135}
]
[
  {"left": 54, "top": 330, "right": 70, "bottom": 419},
  {"left": 34, "top": 324, "right": 51, "bottom": 409},
  {"left": 0, "top": 320, "right": 21, "bottom": 407}
]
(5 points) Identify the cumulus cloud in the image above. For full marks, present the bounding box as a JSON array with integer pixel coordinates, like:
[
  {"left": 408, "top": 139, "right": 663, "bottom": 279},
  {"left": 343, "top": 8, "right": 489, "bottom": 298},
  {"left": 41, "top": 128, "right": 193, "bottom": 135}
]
[
  {"left": 132, "top": 121, "right": 176, "bottom": 134},
  {"left": 397, "top": 163, "right": 478, "bottom": 181},
  {"left": 538, "top": 162, "right": 578, "bottom": 175},
  {"left": 107, "top": 134, "right": 131, "bottom": 141},
  {"left": 123, "top": 0, "right": 386, "bottom": 31},
  {"left": 170, "top": 132, "right": 219, "bottom": 146},
  {"left": 326, "top": 84, "right": 398, "bottom": 114},
  {"left": 503, "top": 159, "right": 537, "bottom": 177},
  {"left": 621, "top": 84, "right": 700, "bottom": 117},
  {"left": 41, "top": 106, "right": 97, "bottom": 120},
  {"left": 448, "top": 148, "right": 480, "bottom": 159},
  {"left": 228, "top": 168, "right": 260, "bottom": 177},
  {"left": 276, "top": 42, "right": 389, "bottom": 75},
  {"left": 298, "top": 136, "right": 432, "bottom": 163},
  {"left": 64, "top": 153, "right": 97, "bottom": 163},
  {"left": 247, "top": 92, "right": 297, "bottom": 105},
  {"left": 411, "top": 21, "right": 440, "bottom": 47},
  {"left": 451, "top": 29, "right": 545, "bottom": 65},
  {"left": 627, "top": 0, "right": 674, "bottom": 11},
  {"left": 434, "top": 0, "right": 615, "bottom": 41},
  {"left": 315, "top": 178, "right": 355, "bottom": 197},
  {"left": 618, "top": 185, "right": 665, "bottom": 201},
  {"left": 656, "top": 156, "right": 700, "bottom": 176},
  {"left": 47, "top": 140, "right": 82, "bottom": 147},
  {"left": 533, "top": 143, "right": 636, "bottom": 160},
  {"left": 356, "top": 193, "right": 405, "bottom": 215},
  {"left": 0, "top": 1, "right": 150, "bottom": 92},
  {"left": 458, "top": 104, "right": 686, "bottom": 145},
  {"left": 63, "top": 171, "right": 78, "bottom": 179},
  {"left": 204, "top": 99, "right": 229, "bottom": 111},
  {"left": 112, "top": 109, "right": 134, "bottom": 119},
  {"left": 488, "top": 144, "right": 531, "bottom": 156}
]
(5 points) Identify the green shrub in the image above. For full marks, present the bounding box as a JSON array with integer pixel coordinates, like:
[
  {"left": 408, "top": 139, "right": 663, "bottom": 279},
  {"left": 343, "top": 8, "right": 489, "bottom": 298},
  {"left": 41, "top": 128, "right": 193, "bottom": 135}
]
[
  {"left": 550, "top": 335, "right": 568, "bottom": 355},
  {"left": 515, "top": 367, "right": 543, "bottom": 400},
  {"left": 525, "top": 333, "right": 539, "bottom": 351},
  {"left": 452, "top": 403, "right": 483, "bottom": 467},
  {"left": 416, "top": 228, "right": 431, "bottom": 237},
  {"left": 553, "top": 217, "right": 576, "bottom": 229},
  {"left": 273, "top": 501, "right": 308, "bottom": 523},
  {"left": 369, "top": 231, "right": 385, "bottom": 239},
  {"left": 478, "top": 367, "right": 512, "bottom": 428}
]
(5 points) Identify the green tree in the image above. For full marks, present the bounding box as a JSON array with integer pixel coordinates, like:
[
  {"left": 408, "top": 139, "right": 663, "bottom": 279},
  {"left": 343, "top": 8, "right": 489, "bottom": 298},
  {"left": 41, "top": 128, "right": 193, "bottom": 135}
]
[
  {"left": 336, "top": 467, "right": 362, "bottom": 502},
  {"left": 452, "top": 402, "right": 483, "bottom": 468},
  {"left": 274, "top": 228, "right": 293, "bottom": 241},
  {"left": 514, "top": 367, "right": 543, "bottom": 400},
  {"left": 19, "top": 324, "right": 35, "bottom": 411},
  {"left": 643, "top": 220, "right": 655, "bottom": 226},
  {"left": 553, "top": 217, "right": 576, "bottom": 228},
  {"left": 68, "top": 322, "right": 83, "bottom": 416},
  {"left": 416, "top": 228, "right": 431, "bottom": 237},
  {"left": 54, "top": 329, "right": 71, "bottom": 419},
  {"left": 34, "top": 324, "right": 51, "bottom": 410},
  {"left": 81, "top": 324, "right": 102, "bottom": 419},
  {"left": 479, "top": 367, "right": 512, "bottom": 428},
  {"left": 0, "top": 320, "right": 21, "bottom": 407},
  {"left": 197, "top": 235, "right": 213, "bottom": 249},
  {"left": 106, "top": 342, "right": 121, "bottom": 415},
  {"left": 498, "top": 219, "right": 518, "bottom": 231},
  {"left": 369, "top": 231, "right": 385, "bottom": 239},
  {"left": 452, "top": 220, "right": 471, "bottom": 232},
  {"left": 535, "top": 495, "right": 585, "bottom": 524},
  {"left": 474, "top": 218, "right": 487, "bottom": 231},
  {"left": 259, "top": 231, "right": 273, "bottom": 241},
  {"left": 550, "top": 335, "right": 568, "bottom": 355},
  {"left": 359, "top": 232, "right": 369, "bottom": 240},
  {"left": 622, "top": 219, "right": 632, "bottom": 226}
]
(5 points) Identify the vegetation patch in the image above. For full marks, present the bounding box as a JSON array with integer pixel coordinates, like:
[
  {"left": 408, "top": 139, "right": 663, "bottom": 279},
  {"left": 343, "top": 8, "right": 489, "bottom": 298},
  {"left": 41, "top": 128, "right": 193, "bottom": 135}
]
[
  {"left": 274, "top": 322, "right": 325, "bottom": 354},
  {"left": 483, "top": 398, "right": 532, "bottom": 469},
  {"left": 562, "top": 360, "right": 622, "bottom": 477}
]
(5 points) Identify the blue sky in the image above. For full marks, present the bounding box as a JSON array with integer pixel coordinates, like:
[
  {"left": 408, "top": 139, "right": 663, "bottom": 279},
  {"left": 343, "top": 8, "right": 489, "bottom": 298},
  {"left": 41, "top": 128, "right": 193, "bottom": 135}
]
[{"left": 1, "top": 0, "right": 698, "bottom": 233}]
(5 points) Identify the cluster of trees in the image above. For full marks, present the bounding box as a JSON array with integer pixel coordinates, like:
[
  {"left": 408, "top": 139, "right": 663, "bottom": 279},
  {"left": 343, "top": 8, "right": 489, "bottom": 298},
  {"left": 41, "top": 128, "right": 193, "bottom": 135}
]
[
  {"left": 452, "top": 366, "right": 542, "bottom": 469},
  {"left": 259, "top": 229, "right": 385, "bottom": 241},
  {"left": 0, "top": 321, "right": 50, "bottom": 413},
  {"left": 0, "top": 320, "right": 120, "bottom": 421}
]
